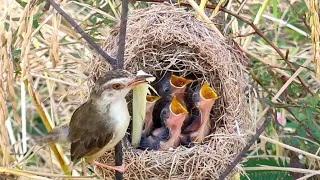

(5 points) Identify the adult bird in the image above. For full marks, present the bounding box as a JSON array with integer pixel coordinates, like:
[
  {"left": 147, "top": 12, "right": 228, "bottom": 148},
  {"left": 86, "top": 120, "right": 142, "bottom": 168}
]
[{"left": 36, "top": 69, "right": 154, "bottom": 173}]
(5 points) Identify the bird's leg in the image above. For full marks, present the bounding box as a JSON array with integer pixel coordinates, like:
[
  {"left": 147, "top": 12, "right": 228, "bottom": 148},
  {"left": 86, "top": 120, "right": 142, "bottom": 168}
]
[{"left": 92, "top": 160, "right": 134, "bottom": 173}]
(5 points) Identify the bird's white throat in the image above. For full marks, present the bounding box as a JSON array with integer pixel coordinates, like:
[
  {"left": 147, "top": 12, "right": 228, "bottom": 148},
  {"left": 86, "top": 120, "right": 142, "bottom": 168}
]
[{"left": 108, "top": 97, "right": 131, "bottom": 147}]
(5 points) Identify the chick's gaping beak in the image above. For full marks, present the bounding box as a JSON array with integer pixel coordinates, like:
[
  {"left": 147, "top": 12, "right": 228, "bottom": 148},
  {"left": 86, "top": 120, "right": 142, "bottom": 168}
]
[
  {"left": 170, "top": 96, "right": 188, "bottom": 115},
  {"left": 193, "top": 82, "right": 217, "bottom": 142},
  {"left": 146, "top": 95, "right": 161, "bottom": 103},
  {"left": 127, "top": 74, "right": 155, "bottom": 88},
  {"left": 200, "top": 82, "right": 217, "bottom": 101},
  {"left": 170, "top": 75, "right": 193, "bottom": 88}
]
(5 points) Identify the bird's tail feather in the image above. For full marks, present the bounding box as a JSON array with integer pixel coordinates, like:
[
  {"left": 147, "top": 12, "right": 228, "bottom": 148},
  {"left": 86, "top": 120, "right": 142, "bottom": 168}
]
[{"left": 32, "top": 125, "right": 70, "bottom": 145}]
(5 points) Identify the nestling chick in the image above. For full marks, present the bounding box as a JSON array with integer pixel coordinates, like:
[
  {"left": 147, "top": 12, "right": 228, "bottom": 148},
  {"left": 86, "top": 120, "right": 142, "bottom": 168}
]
[
  {"left": 191, "top": 82, "right": 217, "bottom": 142},
  {"left": 142, "top": 95, "right": 161, "bottom": 137},
  {"left": 159, "top": 96, "right": 189, "bottom": 150}
]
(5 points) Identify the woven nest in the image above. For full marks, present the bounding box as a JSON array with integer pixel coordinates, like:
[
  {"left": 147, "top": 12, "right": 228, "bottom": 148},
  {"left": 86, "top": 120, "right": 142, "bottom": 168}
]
[{"left": 89, "top": 4, "right": 250, "bottom": 180}]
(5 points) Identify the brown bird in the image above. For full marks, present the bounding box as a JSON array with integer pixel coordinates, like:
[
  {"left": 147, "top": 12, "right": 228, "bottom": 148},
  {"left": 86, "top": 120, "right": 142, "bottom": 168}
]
[
  {"left": 142, "top": 95, "right": 160, "bottom": 137},
  {"left": 36, "top": 70, "right": 154, "bottom": 173},
  {"left": 191, "top": 82, "right": 217, "bottom": 142},
  {"left": 160, "top": 96, "right": 189, "bottom": 150}
]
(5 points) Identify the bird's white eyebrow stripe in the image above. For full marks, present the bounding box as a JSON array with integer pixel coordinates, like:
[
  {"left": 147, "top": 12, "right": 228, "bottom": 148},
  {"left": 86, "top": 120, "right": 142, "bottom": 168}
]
[{"left": 105, "top": 78, "right": 129, "bottom": 85}]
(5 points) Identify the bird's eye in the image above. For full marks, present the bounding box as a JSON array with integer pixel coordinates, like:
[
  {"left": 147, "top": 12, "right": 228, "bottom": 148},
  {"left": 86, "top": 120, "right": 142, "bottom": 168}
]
[
  {"left": 112, "top": 83, "right": 124, "bottom": 90},
  {"left": 192, "top": 92, "right": 200, "bottom": 102},
  {"left": 160, "top": 108, "right": 170, "bottom": 120}
]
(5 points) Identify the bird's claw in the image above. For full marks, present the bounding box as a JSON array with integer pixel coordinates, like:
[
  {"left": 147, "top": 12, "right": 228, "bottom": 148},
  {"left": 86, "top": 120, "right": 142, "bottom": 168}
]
[
  {"left": 92, "top": 160, "right": 134, "bottom": 173},
  {"left": 117, "top": 160, "right": 135, "bottom": 173}
]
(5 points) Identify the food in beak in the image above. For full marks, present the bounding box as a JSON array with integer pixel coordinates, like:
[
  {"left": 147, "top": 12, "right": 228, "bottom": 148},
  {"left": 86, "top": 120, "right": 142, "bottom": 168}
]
[
  {"left": 131, "top": 70, "right": 156, "bottom": 147},
  {"left": 127, "top": 74, "right": 155, "bottom": 88}
]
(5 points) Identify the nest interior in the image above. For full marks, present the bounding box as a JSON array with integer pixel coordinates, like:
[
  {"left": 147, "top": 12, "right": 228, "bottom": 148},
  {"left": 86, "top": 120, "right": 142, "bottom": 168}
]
[{"left": 89, "top": 4, "right": 250, "bottom": 180}]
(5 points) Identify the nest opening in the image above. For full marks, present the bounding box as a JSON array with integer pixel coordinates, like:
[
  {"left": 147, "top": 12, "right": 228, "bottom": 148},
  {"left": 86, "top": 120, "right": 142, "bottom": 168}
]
[{"left": 89, "top": 4, "right": 250, "bottom": 179}]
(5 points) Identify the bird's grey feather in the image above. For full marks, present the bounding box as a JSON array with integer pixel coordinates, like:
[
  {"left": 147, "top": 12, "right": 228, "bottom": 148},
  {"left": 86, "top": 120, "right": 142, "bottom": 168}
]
[
  {"left": 33, "top": 124, "right": 70, "bottom": 145},
  {"left": 69, "top": 99, "right": 115, "bottom": 162}
]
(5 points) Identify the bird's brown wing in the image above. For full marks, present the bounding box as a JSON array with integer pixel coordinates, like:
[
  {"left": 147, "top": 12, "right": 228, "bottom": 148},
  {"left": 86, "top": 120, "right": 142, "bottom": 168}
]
[{"left": 68, "top": 99, "right": 115, "bottom": 162}]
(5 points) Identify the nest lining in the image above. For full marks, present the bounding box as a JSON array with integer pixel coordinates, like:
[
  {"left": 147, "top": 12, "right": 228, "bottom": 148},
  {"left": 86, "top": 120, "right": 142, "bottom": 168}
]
[{"left": 89, "top": 4, "right": 250, "bottom": 180}]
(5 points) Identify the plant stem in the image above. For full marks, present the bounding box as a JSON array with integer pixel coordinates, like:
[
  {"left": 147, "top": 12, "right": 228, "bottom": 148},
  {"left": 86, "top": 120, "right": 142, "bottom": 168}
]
[{"left": 23, "top": 80, "right": 70, "bottom": 175}]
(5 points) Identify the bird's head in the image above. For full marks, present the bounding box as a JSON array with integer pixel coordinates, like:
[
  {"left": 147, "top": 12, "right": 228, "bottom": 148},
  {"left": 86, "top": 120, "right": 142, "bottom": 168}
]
[
  {"left": 92, "top": 70, "right": 154, "bottom": 103},
  {"left": 192, "top": 82, "right": 217, "bottom": 109},
  {"left": 160, "top": 96, "right": 188, "bottom": 128}
]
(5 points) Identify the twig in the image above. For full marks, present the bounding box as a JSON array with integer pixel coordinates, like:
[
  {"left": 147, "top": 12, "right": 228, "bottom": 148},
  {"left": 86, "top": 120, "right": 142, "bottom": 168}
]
[
  {"left": 217, "top": 112, "right": 273, "bottom": 180},
  {"left": 46, "top": 0, "right": 118, "bottom": 69},
  {"left": 29, "top": 72, "right": 79, "bottom": 87},
  {"left": 218, "top": 7, "right": 315, "bottom": 95},
  {"left": 262, "top": 14, "right": 310, "bottom": 38},
  {"left": 21, "top": 81, "right": 27, "bottom": 155},
  {"left": 223, "top": 0, "right": 248, "bottom": 34},
  {"left": 115, "top": 143, "right": 124, "bottom": 180},
  {"left": 259, "top": 135, "right": 320, "bottom": 161},
  {"left": 115, "top": 0, "right": 129, "bottom": 179},
  {"left": 296, "top": 173, "right": 317, "bottom": 180},
  {"left": 117, "top": 0, "right": 129, "bottom": 69},
  {"left": 23, "top": 80, "right": 70, "bottom": 175},
  {"left": 242, "top": 0, "right": 270, "bottom": 50},
  {"left": 186, "top": 0, "right": 225, "bottom": 39},
  {"left": 0, "top": 168, "right": 51, "bottom": 180}
]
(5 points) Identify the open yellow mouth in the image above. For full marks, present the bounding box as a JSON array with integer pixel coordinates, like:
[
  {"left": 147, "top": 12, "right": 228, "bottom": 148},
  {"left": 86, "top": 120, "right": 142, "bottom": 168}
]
[
  {"left": 170, "top": 96, "right": 188, "bottom": 115},
  {"left": 200, "top": 82, "right": 217, "bottom": 100},
  {"left": 170, "top": 75, "right": 193, "bottom": 88},
  {"left": 146, "top": 95, "right": 160, "bottom": 102}
]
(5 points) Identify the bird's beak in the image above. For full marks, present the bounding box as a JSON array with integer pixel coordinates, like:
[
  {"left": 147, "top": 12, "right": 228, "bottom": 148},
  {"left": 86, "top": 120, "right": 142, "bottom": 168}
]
[
  {"left": 200, "top": 82, "right": 217, "bottom": 101},
  {"left": 127, "top": 74, "right": 155, "bottom": 88},
  {"left": 146, "top": 95, "right": 161, "bottom": 103},
  {"left": 170, "top": 75, "right": 193, "bottom": 88},
  {"left": 170, "top": 96, "right": 188, "bottom": 116}
]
